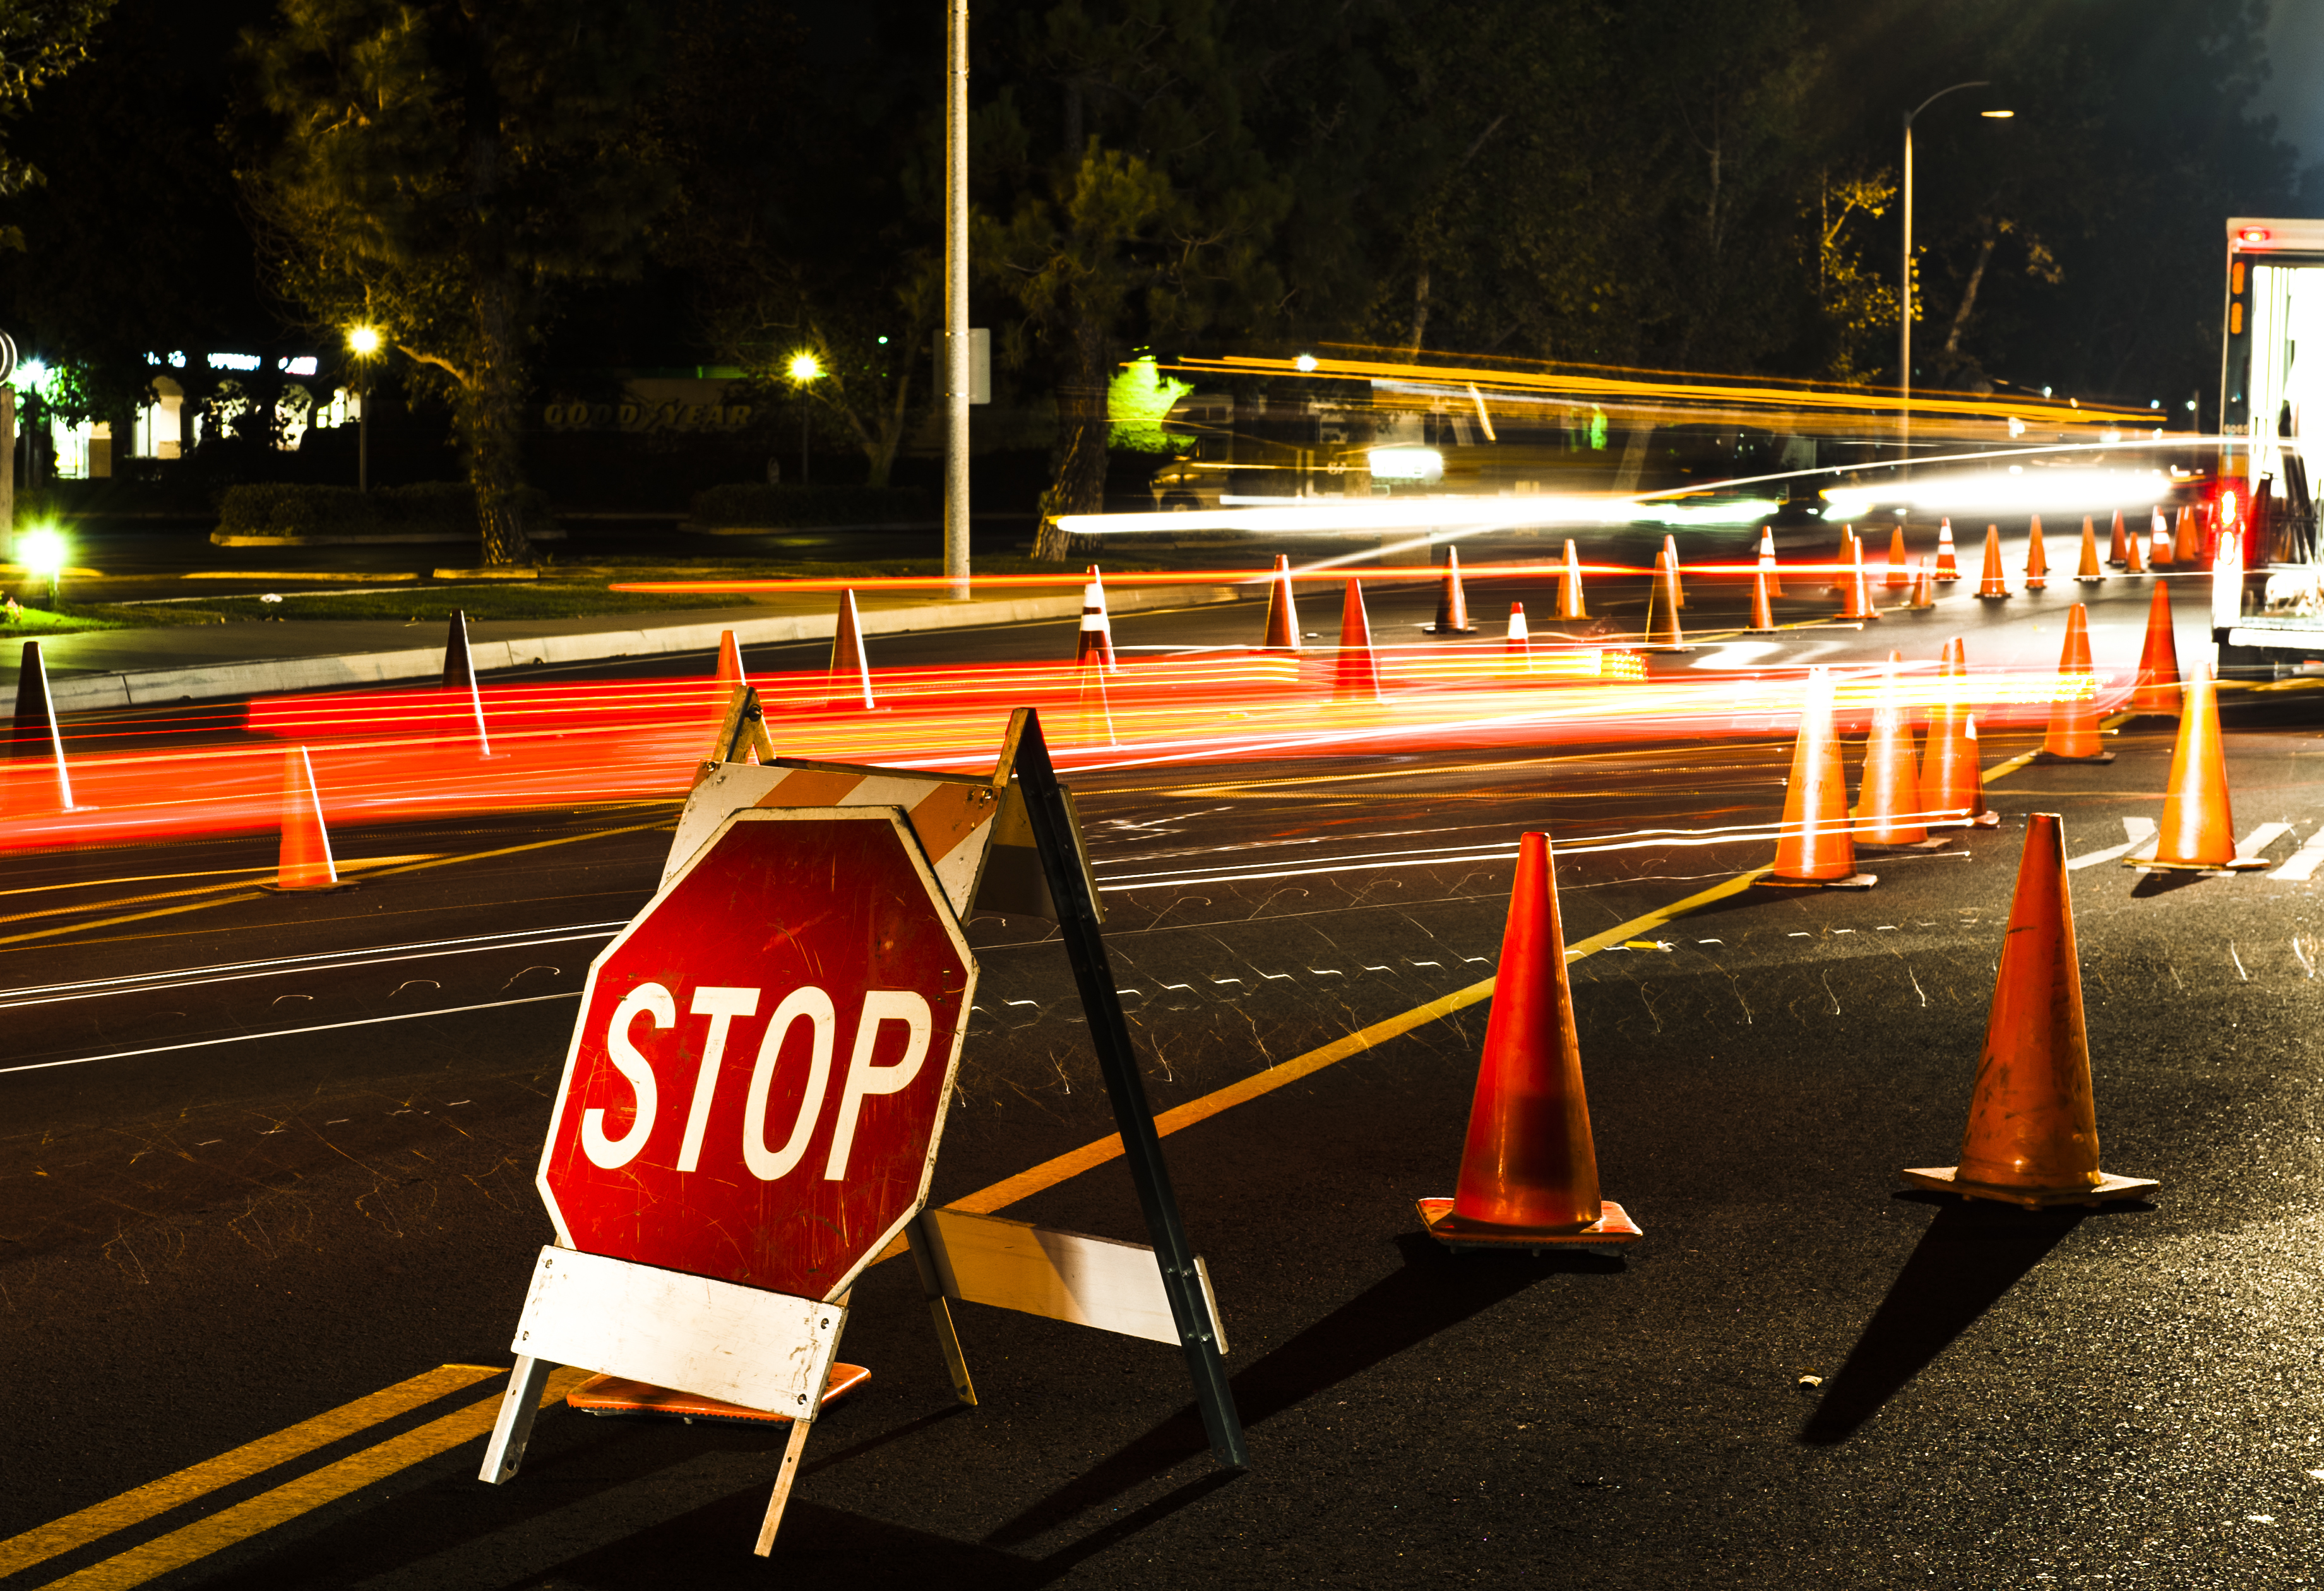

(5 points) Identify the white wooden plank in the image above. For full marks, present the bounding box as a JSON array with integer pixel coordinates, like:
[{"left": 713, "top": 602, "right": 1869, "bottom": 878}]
[
  {"left": 509, "top": 1246, "right": 844, "bottom": 1419},
  {"left": 2273, "top": 826, "right": 2324, "bottom": 881},
  {"left": 920, "top": 1208, "right": 1226, "bottom": 1351}
]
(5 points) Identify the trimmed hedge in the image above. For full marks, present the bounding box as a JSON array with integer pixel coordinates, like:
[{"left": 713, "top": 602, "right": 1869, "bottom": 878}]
[
  {"left": 690, "top": 483, "right": 932, "bottom": 528},
  {"left": 217, "top": 481, "right": 554, "bottom": 537}
]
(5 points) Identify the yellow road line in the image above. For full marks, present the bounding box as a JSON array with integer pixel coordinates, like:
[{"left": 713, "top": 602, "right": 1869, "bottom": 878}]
[
  {"left": 881, "top": 862, "right": 1773, "bottom": 1246},
  {"left": 0, "top": 820, "right": 672, "bottom": 953},
  {"left": 0, "top": 1364, "right": 500, "bottom": 1580},
  {"left": 0, "top": 857, "right": 442, "bottom": 930},
  {"left": 44, "top": 1369, "right": 592, "bottom": 1591}
]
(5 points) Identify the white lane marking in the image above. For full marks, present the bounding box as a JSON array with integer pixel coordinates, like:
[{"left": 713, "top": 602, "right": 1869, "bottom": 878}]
[
  {"left": 2273, "top": 827, "right": 2324, "bottom": 880},
  {"left": 0, "top": 922, "right": 629, "bottom": 1014},
  {"left": 2066, "top": 816, "right": 2157, "bottom": 871},
  {"left": 0, "top": 992, "right": 581, "bottom": 1077},
  {"left": 2236, "top": 821, "right": 2294, "bottom": 861}
]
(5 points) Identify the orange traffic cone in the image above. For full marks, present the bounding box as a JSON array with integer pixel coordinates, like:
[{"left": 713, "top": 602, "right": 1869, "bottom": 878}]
[
  {"left": 1417, "top": 830, "right": 1640, "bottom": 1248},
  {"left": 2075, "top": 516, "right": 2104, "bottom": 583},
  {"left": 714, "top": 629, "right": 748, "bottom": 691},
  {"left": 443, "top": 608, "right": 492, "bottom": 756},
  {"left": 8, "top": 639, "right": 78, "bottom": 815},
  {"left": 1261, "top": 554, "right": 1301, "bottom": 650},
  {"left": 1075, "top": 564, "right": 1117, "bottom": 671},
  {"left": 1746, "top": 567, "right": 1777, "bottom": 633},
  {"left": 1885, "top": 526, "right": 1910, "bottom": 590},
  {"left": 1902, "top": 813, "right": 2157, "bottom": 1208},
  {"left": 2172, "top": 506, "right": 2194, "bottom": 567},
  {"left": 2140, "top": 664, "right": 2267, "bottom": 871},
  {"left": 1756, "top": 527, "right": 1785, "bottom": 597},
  {"left": 2034, "top": 602, "right": 2114, "bottom": 763},
  {"left": 2024, "top": 516, "right": 2049, "bottom": 590},
  {"left": 1975, "top": 525, "right": 2009, "bottom": 599},
  {"left": 1333, "top": 580, "right": 1383, "bottom": 701},
  {"left": 1934, "top": 517, "right": 1960, "bottom": 581},
  {"left": 828, "top": 588, "right": 875, "bottom": 709},
  {"left": 1505, "top": 600, "right": 1532, "bottom": 662},
  {"left": 1925, "top": 638, "right": 1999, "bottom": 828},
  {"left": 1660, "top": 535, "right": 1688, "bottom": 609},
  {"left": 2107, "top": 508, "right": 2129, "bottom": 568},
  {"left": 1838, "top": 535, "right": 1879, "bottom": 621},
  {"left": 1764, "top": 667, "right": 1875, "bottom": 888},
  {"left": 1426, "top": 547, "right": 1475, "bottom": 633},
  {"left": 1856, "top": 651, "right": 1939, "bottom": 848},
  {"left": 1909, "top": 559, "right": 1934, "bottom": 609},
  {"left": 1644, "top": 546, "right": 1688, "bottom": 650},
  {"left": 1556, "top": 539, "right": 1588, "bottom": 620},
  {"left": 270, "top": 746, "right": 342, "bottom": 891},
  {"left": 1826, "top": 527, "right": 1856, "bottom": 595},
  {"left": 2129, "top": 580, "right": 2181, "bottom": 717},
  {"left": 2152, "top": 508, "right": 2178, "bottom": 568},
  {"left": 2125, "top": 518, "right": 2150, "bottom": 574}
]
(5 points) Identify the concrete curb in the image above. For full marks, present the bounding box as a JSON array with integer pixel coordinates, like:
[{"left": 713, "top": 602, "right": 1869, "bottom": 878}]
[{"left": 43, "top": 584, "right": 1242, "bottom": 712}]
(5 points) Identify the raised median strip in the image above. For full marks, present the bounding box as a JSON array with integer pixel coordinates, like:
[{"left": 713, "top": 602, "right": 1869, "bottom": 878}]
[{"left": 32, "top": 584, "right": 1241, "bottom": 714}]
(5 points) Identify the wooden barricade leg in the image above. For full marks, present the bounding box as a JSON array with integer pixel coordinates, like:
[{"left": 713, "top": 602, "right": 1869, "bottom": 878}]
[
  {"left": 754, "top": 1290, "right": 852, "bottom": 1556},
  {"left": 908, "top": 1213, "right": 979, "bottom": 1406},
  {"left": 478, "top": 1356, "right": 556, "bottom": 1484}
]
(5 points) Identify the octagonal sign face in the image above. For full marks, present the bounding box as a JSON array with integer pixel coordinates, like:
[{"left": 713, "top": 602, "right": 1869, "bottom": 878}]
[{"left": 537, "top": 806, "right": 974, "bottom": 1302}]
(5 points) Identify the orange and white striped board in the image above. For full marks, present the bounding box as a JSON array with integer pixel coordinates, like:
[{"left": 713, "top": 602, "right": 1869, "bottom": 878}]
[{"left": 667, "top": 759, "right": 1006, "bottom": 917}]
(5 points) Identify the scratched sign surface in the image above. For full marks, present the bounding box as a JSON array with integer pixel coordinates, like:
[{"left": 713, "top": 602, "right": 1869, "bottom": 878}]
[{"left": 537, "top": 807, "right": 974, "bottom": 1301}]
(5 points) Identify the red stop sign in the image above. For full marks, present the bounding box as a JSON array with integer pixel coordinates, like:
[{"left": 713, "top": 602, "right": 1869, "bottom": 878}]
[{"left": 536, "top": 807, "right": 975, "bottom": 1301}]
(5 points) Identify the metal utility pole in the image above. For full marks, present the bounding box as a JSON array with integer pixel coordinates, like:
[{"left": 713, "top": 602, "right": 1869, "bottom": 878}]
[
  {"left": 1900, "top": 82, "right": 2005, "bottom": 472},
  {"left": 944, "top": 0, "right": 972, "bottom": 600}
]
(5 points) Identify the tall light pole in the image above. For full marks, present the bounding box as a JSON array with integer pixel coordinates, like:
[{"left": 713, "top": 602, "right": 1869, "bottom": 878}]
[
  {"left": 943, "top": 0, "right": 971, "bottom": 600},
  {"left": 788, "top": 352, "right": 821, "bottom": 482},
  {"left": 1900, "top": 83, "right": 2010, "bottom": 466},
  {"left": 348, "top": 325, "right": 381, "bottom": 492}
]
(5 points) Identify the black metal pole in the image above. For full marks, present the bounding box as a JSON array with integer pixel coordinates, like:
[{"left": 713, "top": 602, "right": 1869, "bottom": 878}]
[{"left": 1008, "top": 708, "right": 1248, "bottom": 1469}]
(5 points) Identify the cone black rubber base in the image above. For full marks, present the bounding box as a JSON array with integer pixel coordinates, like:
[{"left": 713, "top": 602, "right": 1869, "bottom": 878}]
[
  {"left": 1900, "top": 1165, "right": 2158, "bottom": 1208},
  {"left": 2032, "top": 749, "right": 2116, "bottom": 765},
  {"left": 1417, "top": 1198, "right": 1641, "bottom": 1248},
  {"left": 1421, "top": 624, "right": 1478, "bottom": 635},
  {"left": 1856, "top": 837, "right": 1953, "bottom": 854},
  {"left": 2125, "top": 855, "right": 2272, "bottom": 873},
  {"left": 259, "top": 880, "right": 359, "bottom": 893},
  {"left": 1756, "top": 872, "right": 1878, "bottom": 890},
  {"left": 1975, "top": 592, "right": 2010, "bottom": 601},
  {"left": 1965, "top": 809, "right": 2002, "bottom": 827}
]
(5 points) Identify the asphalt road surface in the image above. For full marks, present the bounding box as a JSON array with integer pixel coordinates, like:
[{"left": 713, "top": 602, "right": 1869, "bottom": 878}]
[{"left": 6, "top": 563, "right": 2324, "bottom": 1588}]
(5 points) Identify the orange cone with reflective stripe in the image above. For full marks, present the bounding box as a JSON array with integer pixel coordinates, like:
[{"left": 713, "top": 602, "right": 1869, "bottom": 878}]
[
  {"left": 1902, "top": 813, "right": 2157, "bottom": 1208},
  {"left": 1645, "top": 547, "right": 1687, "bottom": 650},
  {"left": 1838, "top": 535, "right": 1878, "bottom": 621},
  {"left": 714, "top": 630, "right": 747, "bottom": 691},
  {"left": 2108, "top": 508, "right": 2129, "bottom": 568},
  {"left": 1746, "top": 568, "right": 1777, "bottom": 633},
  {"left": 2130, "top": 580, "right": 2181, "bottom": 717},
  {"left": 1976, "top": 525, "right": 2009, "bottom": 599},
  {"left": 828, "top": 589, "right": 874, "bottom": 709},
  {"left": 1427, "top": 547, "right": 1475, "bottom": 633},
  {"left": 2142, "top": 664, "right": 2265, "bottom": 871},
  {"left": 8, "top": 640, "right": 77, "bottom": 816},
  {"left": 272, "top": 746, "right": 341, "bottom": 891},
  {"left": 1934, "top": 518, "right": 1960, "bottom": 581},
  {"left": 1417, "top": 830, "right": 1640, "bottom": 1248},
  {"left": 1925, "top": 637, "right": 1999, "bottom": 828},
  {"left": 1333, "top": 579, "right": 1383, "bottom": 701},
  {"left": 1505, "top": 601, "right": 1532, "bottom": 660},
  {"left": 1826, "top": 527, "right": 1856, "bottom": 594},
  {"left": 1756, "top": 527, "right": 1785, "bottom": 596},
  {"left": 1909, "top": 559, "right": 1934, "bottom": 609},
  {"left": 2024, "top": 516, "right": 2049, "bottom": 590},
  {"left": 1766, "top": 667, "right": 1873, "bottom": 887},
  {"left": 2075, "top": 516, "right": 2104, "bottom": 582},
  {"left": 1075, "top": 564, "right": 1117, "bottom": 671},
  {"left": 2173, "top": 506, "right": 2194, "bottom": 567},
  {"left": 1660, "top": 535, "right": 1687, "bottom": 609},
  {"left": 2154, "top": 508, "right": 2178, "bottom": 568},
  {"left": 2035, "top": 602, "right": 2112, "bottom": 763},
  {"left": 1856, "top": 650, "right": 1930, "bottom": 846},
  {"left": 1885, "top": 527, "right": 1910, "bottom": 589},
  {"left": 1556, "top": 539, "right": 1588, "bottom": 620},
  {"left": 1261, "top": 554, "right": 1301, "bottom": 650}
]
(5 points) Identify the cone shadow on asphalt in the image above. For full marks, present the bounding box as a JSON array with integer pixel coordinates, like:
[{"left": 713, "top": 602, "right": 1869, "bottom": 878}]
[
  {"left": 984, "top": 1232, "right": 1617, "bottom": 1550},
  {"left": 2128, "top": 867, "right": 2210, "bottom": 899},
  {"left": 1797, "top": 1193, "right": 2149, "bottom": 1446}
]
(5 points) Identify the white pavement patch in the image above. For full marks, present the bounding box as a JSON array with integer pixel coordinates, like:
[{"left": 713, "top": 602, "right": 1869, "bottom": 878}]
[
  {"left": 2065, "top": 817, "right": 2157, "bottom": 871},
  {"left": 2273, "top": 825, "right": 2324, "bottom": 881},
  {"left": 30, "top": 585, "right": 1238, "bottom": 713}
]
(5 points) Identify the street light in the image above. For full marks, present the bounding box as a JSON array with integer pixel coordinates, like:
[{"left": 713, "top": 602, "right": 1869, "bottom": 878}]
[
  {"left": 1900, "top": 83, "right": 2011, "bottom": 465},
  {"left": 347, "top": 326, "right": 381, "bottom": 492},
  {"left": 787, "top": 352, "right": 821, "bottom": 484},
  {"left": 18, "top": 523, "right": 65, "bottom": 605}
]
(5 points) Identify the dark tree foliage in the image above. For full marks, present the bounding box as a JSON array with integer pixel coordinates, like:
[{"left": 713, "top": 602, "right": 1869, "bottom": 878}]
[
  {"left": 0, "top": 0, "right": 117, "bottom": 247},
  {"left": 241, "top": 0, "right": 674, "bottom": 564}
]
